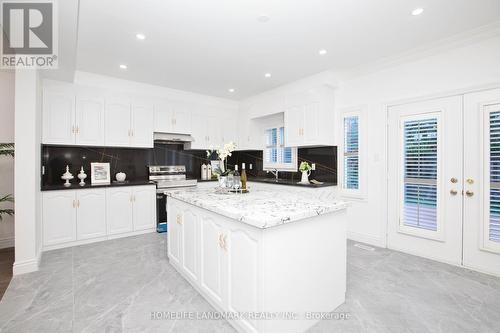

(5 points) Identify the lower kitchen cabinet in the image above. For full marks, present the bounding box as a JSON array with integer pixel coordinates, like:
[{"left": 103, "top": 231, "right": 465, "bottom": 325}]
[
  {"left": 200, "top": 215, "right": 226, "bottom": 308},
  {"left": 106, "top": 187, "right": 134, "bottom": 235},
  {"left": 132, "top": 186, "right": 156, "bottom": 231},
  {"left": 76, "top": 189, "right": 106, "bottom": 240},
  {"left": 42, "top": 191, "right": 77, "bottom": 247},
  {"left": 42, "top": 185, "right": 156, "bottom": 250}
]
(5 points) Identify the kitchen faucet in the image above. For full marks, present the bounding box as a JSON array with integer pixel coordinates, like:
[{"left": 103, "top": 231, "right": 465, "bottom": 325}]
[{"left": 267, "top": 169, "right": 279, "bottom": 182}]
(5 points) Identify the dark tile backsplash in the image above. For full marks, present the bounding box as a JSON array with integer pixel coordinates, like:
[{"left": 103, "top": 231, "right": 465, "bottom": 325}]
[
  {"left": 41, "top": 144, "right": 337, "bottom": 187},
  {"left": 227, "top": 146, "right": 337, "bottom": 184},
  {"left": 41, "top": 144, "right": 211, "bottom": 187}
]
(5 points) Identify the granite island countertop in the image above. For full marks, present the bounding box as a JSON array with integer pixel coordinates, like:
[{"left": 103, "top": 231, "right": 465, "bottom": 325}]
[{"left": 165, "top": 186, "right": 348, "bottom": 229}]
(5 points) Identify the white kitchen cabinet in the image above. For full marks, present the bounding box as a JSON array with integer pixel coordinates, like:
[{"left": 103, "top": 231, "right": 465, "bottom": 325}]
[
  {"left": 42, "top": 90, "right": 76, "bottom": 145},
  {"left": 154, "top": 100, "right": 192, "bottom": 135},
  {"left": 181, "top": 207, "right": 199, "bottom": 281},
  {"left": 105, "top": 99, "right": 132, "bottom": 147},
  {"left": 106, "top": 187, "right": 134, "bottom": 235},
  {"left": 154, "top": 101, "right": 174, "bottom": 133},
  {"left": 76, "top": 189, "right": 106, "bottom": 240},
  {"left": 42, "top": 191, "right": 77, "bottom": 246},
  {"left": 190, "top": 113, "right": 211, "bottom": 149},
  {"left": 132, "top": 185, "right": 156, "bottom": 231},
  {"left": 167, "top": 201, "right": 182, "bottom": 266},
  {"left": 199, "top": 214, "right": 226, "bottom": 308},
  {"left": 171, "top": 101, "right": 192, "bottom": 134},
  {"left": 131, "top": 102, "right": 154, "bottom": 148},
  {"left": 284, "top": 85, "right": 335, "bottom": 147},
  {"left": 75, "top": 94, "right": 105, "bottom": 146},
  {"left": 226, "top": 228, "right": 259, "bottom": 330}
]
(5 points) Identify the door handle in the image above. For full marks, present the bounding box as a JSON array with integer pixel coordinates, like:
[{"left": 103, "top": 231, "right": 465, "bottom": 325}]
[
  {"left": 466, "top": 190, "right": 474, "bottom": 197},
  {"left": 450, "top": 177, "right": 458, "bottom": 183},
  {"left": 466, "top": 178, "right": 474, "bottom": 184},
  {"left": 450, "top": 189, "right": 458, "bottom": 196}
]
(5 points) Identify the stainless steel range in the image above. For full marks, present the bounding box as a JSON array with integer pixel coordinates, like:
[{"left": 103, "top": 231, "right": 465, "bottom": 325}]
[{"left": 149, "top": 165, "right": 197, "bottom": 232}]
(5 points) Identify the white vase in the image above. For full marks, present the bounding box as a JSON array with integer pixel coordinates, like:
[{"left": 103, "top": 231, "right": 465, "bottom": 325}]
[
  {"left": 300, "top": 170, "right": 311, "bottom": 184},
  {"left": 116, "top": 172, "right": 126, "bottom": 182}
]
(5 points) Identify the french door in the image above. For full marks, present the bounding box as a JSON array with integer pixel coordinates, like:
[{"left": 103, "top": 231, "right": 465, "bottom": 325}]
[{"left": 388, "top": 90, "right": 500, "bottom": 276}]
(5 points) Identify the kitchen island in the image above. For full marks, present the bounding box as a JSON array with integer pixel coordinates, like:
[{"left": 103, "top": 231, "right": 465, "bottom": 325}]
[{"left": 165, "top": 186, "right": 348, "bottom": 333}]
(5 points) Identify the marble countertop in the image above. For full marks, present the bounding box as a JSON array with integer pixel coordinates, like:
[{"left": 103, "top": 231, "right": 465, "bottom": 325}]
[{"left": 165, "top": 186, "right": 348, "bottom": 229}]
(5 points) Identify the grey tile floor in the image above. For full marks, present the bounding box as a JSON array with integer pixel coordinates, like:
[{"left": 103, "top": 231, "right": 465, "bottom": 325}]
[{"left": 0, "top": 233, "right": 499, "bottom": 333}]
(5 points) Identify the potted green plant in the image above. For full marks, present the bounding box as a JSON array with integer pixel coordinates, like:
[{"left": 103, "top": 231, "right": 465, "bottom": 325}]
[
  {"left": 0, "top": 143, "right": 14, "bottom": 221},
  {"left": 299, "top": 161, "right": 312, "bottom": 184}
]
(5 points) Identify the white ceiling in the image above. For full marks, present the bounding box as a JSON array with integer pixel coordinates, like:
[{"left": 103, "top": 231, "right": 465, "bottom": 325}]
[{"left": 75, "top": 0, "right": 500, "bottom": 99}]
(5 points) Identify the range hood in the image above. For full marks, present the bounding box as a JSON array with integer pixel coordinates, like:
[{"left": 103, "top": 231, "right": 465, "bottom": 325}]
[{"left": 153, "top": 132, "right": 194, "bottom": 144}]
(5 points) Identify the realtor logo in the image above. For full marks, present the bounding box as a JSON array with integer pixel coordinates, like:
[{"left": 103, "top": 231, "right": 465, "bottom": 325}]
[{"left": 0, "top": 0, "right": 58, "bottom": 68}]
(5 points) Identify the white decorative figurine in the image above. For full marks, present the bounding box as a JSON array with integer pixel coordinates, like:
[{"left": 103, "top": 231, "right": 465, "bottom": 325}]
[
  {"left": 78, "top": 167, "right": 87, "bottom": 186},
  {"left": 116, "top": 172, "right": 126, "bottom": 182},
  {"left": 61, "top": 165, "right": 74, "bottom": 187}
]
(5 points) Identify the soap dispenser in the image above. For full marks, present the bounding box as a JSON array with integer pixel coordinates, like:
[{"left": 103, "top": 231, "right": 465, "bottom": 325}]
[{"left": 201, "top": 164, "right": 207, "bottom": 180}]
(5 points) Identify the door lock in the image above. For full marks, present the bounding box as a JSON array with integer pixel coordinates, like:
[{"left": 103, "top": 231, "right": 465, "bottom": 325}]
[{"left": 450, "top": 177, "right": 458, "bottom": 183}]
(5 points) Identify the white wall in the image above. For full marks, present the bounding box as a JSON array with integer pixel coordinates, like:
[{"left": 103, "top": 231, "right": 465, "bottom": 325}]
[
  {"left": 334, "top": 35, "right": 500, "bottom": 247},
  {"left": 0, "top": 71, "right": 15, "bottom": 249},
  {"left": 13, "top": 70, "right": 42, "bottom": 275}
]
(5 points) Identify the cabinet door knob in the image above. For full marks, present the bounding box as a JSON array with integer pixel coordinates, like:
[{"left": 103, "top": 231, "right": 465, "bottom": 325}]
[
  {"left": 450, "top": 189, "right": 458, "bottom": 196},
  {"left": 466, "top": 190, "right": 474, "bottom": 197},
  {"left": 466, "top": 178, "right": 474, "bottom": 184}
]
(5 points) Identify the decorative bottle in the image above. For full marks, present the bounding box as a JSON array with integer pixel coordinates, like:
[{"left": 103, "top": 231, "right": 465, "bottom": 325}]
[{"left": 241, "top": 163, "right": 247, "bottom": 190}]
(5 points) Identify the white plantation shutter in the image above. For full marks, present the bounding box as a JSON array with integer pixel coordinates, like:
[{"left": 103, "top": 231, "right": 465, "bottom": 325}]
[
  {"left": 343, "top": 116, "right": 359, "bottom": 189},
  {"left": 489, "top": 111, "right": 500, "bottom": 243},
  {"left": 402, "top": 117, "right": 438, "bottom": 231},
  {"left": 264, "top": 126, "right": 296, "bottom": 170}
]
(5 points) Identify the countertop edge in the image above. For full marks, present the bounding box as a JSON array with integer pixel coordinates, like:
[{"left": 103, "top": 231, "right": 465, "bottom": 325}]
[{"left": 166, "top": 192, "right": 349, "bottom": 229}]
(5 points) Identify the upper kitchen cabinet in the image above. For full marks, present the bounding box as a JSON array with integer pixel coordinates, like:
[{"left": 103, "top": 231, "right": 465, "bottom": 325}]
[
  {"left": 131, "top": 101, "right": 154, "bottom": 148},
  {"left": 43, "top": 85, "right": 106, "bottom": 146},
  {"left": 284, "top": 85, "right": 335, "bottom": 147},
  {"left": 105, "top": 98, "right": 154, "bottom": 148},
  {"left": 42, "top": 88, "right": 76, "bottom": 145},
  {"left": 154, "top": 100, "right": 192, "bottom": 134},
  {"left": 105, "top": 97, "right": 132, "bottom": 147},
  {"left": 75, "top": 93, "right": 105, "bottom": 146}
]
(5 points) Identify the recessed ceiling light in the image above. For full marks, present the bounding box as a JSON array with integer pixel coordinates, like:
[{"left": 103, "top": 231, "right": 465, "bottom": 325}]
[
  {"left": 136, "top": 33, "right": 146, "bottom": 40},
  {"left": 318, "top": 49, "right": 328, "bottom": 55},
  {"left": 119, "top": 64, "right": 127, "bottom": 69},
  {"left": 411, "top": 8, "right": 424, "bottom": 16},
  {"left": 264, "top": 73, "right": 272, "bottom": 78},
  {"left": 228, "top": 88, "right": 235, "bottom": 93},
  {"left": 258, "top": 14, "right": 270, "bottom": 23}
]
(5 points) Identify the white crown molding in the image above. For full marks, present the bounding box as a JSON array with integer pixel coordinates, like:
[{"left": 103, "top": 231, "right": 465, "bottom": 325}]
[{"left": 337, "top": 21, "right": 500, "bottom": 80}]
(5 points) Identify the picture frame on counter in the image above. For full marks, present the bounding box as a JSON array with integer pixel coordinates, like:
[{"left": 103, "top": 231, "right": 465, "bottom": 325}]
[{"left": 90, "top": 162, "right": 111, "bottom": 184}]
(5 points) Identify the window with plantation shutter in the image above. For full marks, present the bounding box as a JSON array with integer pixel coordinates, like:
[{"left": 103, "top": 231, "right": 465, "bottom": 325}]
[
  {"left": 489, "top": 111, "right": 500, "bottom": 243},
  {"left": 402, "top": 117, "right": 438, "bottom": 231},
  {"left": 343, "top": 116, "right": 359, "bottom": 189},
  {"left": 263, "top": 126, "right": 297, "bottom": 171}
]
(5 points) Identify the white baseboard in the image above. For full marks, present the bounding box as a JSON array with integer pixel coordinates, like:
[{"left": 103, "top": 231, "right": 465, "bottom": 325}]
[
  {"left": 347, "top": 231, "right": 386, "bottom": 248},
  {"left": 0, "top": 237, "right": 14, "bottom": 249},
  {"left": 12, "top": 251, "right": 41, "bottom": 275}
]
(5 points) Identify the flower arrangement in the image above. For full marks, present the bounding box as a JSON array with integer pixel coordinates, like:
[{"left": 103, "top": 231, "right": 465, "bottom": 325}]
[
  {"left": 207, "top": 141, "right": 237, "bottom": 177},
  {"left": 299, "top": 161, "right": 312, "bottom": 172}
]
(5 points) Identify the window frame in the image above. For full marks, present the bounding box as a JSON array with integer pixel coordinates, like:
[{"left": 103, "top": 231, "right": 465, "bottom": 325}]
[
  {"left": 263, "top": 125, "right": 298, "bottom": 172},
  {"left": 339, "top": 108, "right": 365, "bottom": 199}
]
